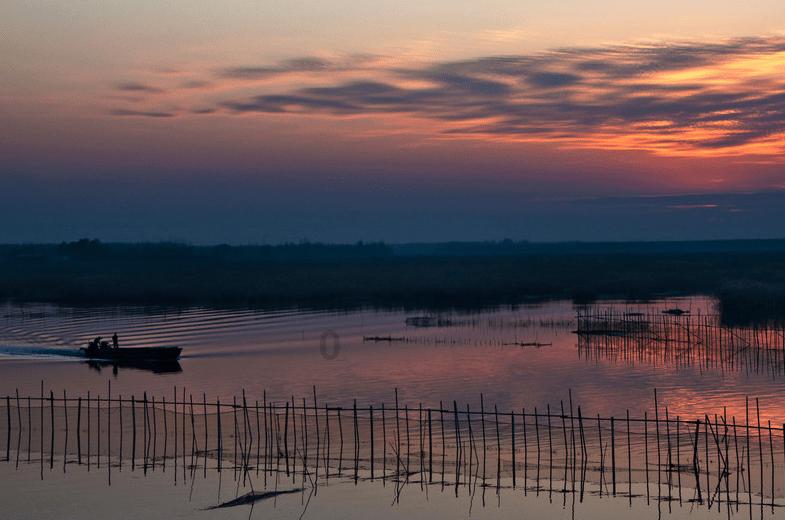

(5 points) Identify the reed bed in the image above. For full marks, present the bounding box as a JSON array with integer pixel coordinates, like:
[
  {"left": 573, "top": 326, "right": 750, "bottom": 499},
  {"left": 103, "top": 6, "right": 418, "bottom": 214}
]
[{"left": 577, "top": 309, "right": 785, "bottom": 376}]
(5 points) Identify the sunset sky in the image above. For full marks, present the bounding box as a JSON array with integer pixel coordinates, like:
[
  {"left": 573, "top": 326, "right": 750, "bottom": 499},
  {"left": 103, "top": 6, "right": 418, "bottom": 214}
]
[{"left": 3, "top": 1, "right": 785, "bottom": 243}]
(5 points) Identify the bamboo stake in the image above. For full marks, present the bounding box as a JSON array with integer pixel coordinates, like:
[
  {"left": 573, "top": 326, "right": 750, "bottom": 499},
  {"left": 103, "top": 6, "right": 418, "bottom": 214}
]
[
  {"left": 131, "top": 395, "right": 136, "bottom": 472},
  {"left": 370, "top": 404, "right": 375, "bottom": 480},
  {"left": 511, "top": 409, "right": 516, "bottom": 489}
]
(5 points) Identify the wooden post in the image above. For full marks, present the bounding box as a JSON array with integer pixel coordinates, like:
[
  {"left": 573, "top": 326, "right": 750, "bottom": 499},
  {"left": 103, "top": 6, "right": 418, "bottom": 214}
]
[
  {"left": 466, "top": 404, "right": 474, "bottom": 485},
  {"left": 107, "top": 384, "right": 111, "bottom": 481},
  {"left": 611, "top": 416, "right": 616, "bottom": 495},
  {"left": 597, "top": 414, "right": 604, "bottom": 487},
  {"left": 395, "top": 389, "right": 401, "bottom": 479},
  {"left": 203, "top": 394, "right": 208, "bottom": 478},
  {"left": 428, "top": 408, "right": 432, "bottom": 483},
  {"left": 644, "top": 411, "right": 649, "bottom": 500},
  {"left": 337, "top": 405, "right": 343, "bottom": 475},
  {"left": 274, "top": 407, "right": 281, "bottom": 475},
  {"left": 495, "top": 405, "right": 501, "bottom": 492},
  {"left": 291, "top": 397, "right": 296, "bottom": 479},
  {"left": 241, "top": 391, "right": 251, "bottom": 485},
  {"left": 181, "top": 388, "right": 187, "bottom": 481},
  {"left": 675, "top": 415, "right": 682, "bottom": 503},
  {"left": 216, "top": 399, "right": 221, "bottom": 473},
  {"left": 96, "top": 393, "right": 101, "bottom": 470},
  {"left": 627, "top": 410, "right": 632, "bottom": 501},
  {"left": 150, "top": 395, "right": 159, "bottom": 472},
  {"left": 232, "top": 396, "right": 238, "bottom": 479},
  {"left": 262, "top": 392, "right": 267, "bottom": 475},
  {"left": 40, "top": 381, "right": 44, "bottom": 476},
  {"left": 63, "top": 390, "right": 68, "bottom": 474},
  {"left": 302, "top": 398, "right": 308, "bottom": 475},
  {"left": 353, "top": 399, "right": 359, "bottom": 482},
  {"left": 757, "top": 398, "right": 763, "bottom": 514},
  {"left": 284, "top": 401, "right": 290, "bottom": 476},
  {"left": 49, "top": 390, "right": 54, "bottom": 470},
  {"left": 746, "top": 397, "right": 751, "bottom": 510},
  {"left": 131, "top": 395, "right": 136, "bottom": 471},
  {"left": 27, "top": 396, "right": 31, "bottom": 463},
  {"left": 569, "top": 390, "right": 576, "bottom": 472},
  {"left": 16, "top": 391, "right": 23, "bottom": 470},
  {"left": 523, "top": 408, "right": 528, "bottom": 494},
  {"left": 480, "top": 394, "right": 486, "bottom": 485},
  {"left": 142, "top": 393, "right": 149, "bottom": 473},
  {"left": 254, "top": 401, "right": 264, "bottom": 475},
  {"left": 405, "top": 405, "right": 411, "bottom": 481},
  {"left": 382, "top": 403, "right": 387, "bottom": 483},
  {"left": 160, "top": 395, "right": 166, "bottom": 471},
  {"left": 453, "top": 400, "right": 460, "bottom": 489},
  {"left": 117, "top": 394, "right": 123, "bottom": 471},
  {"left": 313, "top": 386, "right": 320, "bottom": 480},
  {"left": 546, "top": 404, "right": 552, "bottom": 494},
  {"left": 654, "top": 389, "right": 661, "bottom": 489},
  {"left": 733, "top": 417, "right": 740, "bottom": 507},
  {"left": 190, "top": 394, "right": 197, "bottom": 471},
  {"left": 172, "top": 388, "right": 177, "bottom": 479},
  {"left": 418, "top": 403, "right": 423, "bottom": 487},
  {"left": 440, "top": 401, "right": 445, "bottom": 486},
  {"left": 534, "top": 407, "right": 540, "bottom": 472},
  {"left": 692, "top": 420, "right": 702, "bottom": 503},
  {"left": 511, "top": 410, "right": 516, "bottom": 489},
  {"left": 324, "top": 403, "right": 330, "bottom": 479},
  {"left": 370, "top": 404, "right": 375, "bottom": 480},
  {"left": 5, "top": 395, "right": 10, "bottom": 462},
  {"left": 577, "top": 406, "right": 586, "bottom": 465}
]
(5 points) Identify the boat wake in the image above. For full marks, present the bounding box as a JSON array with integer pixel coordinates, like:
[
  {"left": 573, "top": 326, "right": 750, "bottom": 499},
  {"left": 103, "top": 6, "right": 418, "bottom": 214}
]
[{"left": 0, "top": 345, "right": 83, "bottom": 360}]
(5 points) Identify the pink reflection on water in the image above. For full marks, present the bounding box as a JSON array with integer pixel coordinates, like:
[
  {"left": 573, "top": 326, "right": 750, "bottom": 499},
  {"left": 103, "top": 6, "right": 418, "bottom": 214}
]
[{"left": 1, "top": 297, "right": 784, "bottom": 425}]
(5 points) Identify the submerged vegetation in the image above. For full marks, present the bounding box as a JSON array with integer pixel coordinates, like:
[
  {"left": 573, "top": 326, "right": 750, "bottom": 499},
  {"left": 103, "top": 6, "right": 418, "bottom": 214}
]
[{"left": 1, "top": 239, "right": 785, "bottom": 318}]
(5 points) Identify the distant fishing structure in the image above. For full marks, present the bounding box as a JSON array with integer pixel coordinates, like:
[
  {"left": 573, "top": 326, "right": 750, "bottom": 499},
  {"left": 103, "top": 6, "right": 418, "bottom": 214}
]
[
  {"left": 576, "top": 308, "right": 785, "bottom": 376},
  {"left": 2, "top": 384, "right": 785, "bottom": 517}
]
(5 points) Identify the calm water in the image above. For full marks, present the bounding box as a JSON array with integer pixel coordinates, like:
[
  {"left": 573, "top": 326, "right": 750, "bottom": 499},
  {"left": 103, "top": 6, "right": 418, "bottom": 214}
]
[
  {"left": 2, "top": 296, "right": 785, "bottom": 519},
  {"left": 1, "top": 297, "right": 783, "bottom": 421}
]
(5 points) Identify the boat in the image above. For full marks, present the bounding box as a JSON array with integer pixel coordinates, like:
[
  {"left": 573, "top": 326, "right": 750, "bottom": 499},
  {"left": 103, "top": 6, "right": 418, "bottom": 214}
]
[
  {"left": 80, "top": 344, "right": 182, "bottom": 361},
  {"left": 405, "top": 316, "right": 453, "bottom": 328},
  {"left": 662, "top": 308, "right": 690, "bottom": 316}
]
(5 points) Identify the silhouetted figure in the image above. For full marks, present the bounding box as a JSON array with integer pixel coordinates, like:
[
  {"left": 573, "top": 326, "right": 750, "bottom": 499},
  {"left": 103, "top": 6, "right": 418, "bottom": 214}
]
[
  {"left": 112, "top": 332, "right": 119, "bottom": 349},
  {"left": 92, "top": 336, "right": 102, "bottom": 349}
]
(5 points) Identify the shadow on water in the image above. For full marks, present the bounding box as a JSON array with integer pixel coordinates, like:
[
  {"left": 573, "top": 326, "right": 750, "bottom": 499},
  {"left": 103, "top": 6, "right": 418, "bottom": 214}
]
[
  {"left": 205, "top": 489, "right": 304, "bottom": 510},
  {"left": 85, "top": 359, "right": 183, "bottom": 375}
]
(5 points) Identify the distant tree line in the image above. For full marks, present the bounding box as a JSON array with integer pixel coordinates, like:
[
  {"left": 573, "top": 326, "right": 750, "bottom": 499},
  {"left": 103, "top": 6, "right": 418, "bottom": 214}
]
[{"left": 2, "top": 238, "right": 785, "bottom": 325}]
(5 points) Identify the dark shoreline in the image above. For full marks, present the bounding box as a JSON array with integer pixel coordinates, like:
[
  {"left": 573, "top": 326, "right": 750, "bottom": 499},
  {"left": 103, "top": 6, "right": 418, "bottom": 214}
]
[{"left": 2, "top": 239, "right": 785, "bottom": 324}]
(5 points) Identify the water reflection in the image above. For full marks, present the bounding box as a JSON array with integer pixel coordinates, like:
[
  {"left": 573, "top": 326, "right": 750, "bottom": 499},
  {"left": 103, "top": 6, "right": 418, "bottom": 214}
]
[
  {"left": 86, "top": 359, "right": 183, "bottom": 375},
  {"left": 2, "top": 297, "right": 785, "bottom": 428},
  {"left": 1, "top": 393, "right": 782, "bottom": 520}
]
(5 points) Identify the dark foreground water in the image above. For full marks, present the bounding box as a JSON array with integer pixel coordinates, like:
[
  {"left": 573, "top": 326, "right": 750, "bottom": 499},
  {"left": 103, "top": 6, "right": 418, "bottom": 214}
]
[{"left": 1, "top": 297, "right": 785, "bottom": 519}]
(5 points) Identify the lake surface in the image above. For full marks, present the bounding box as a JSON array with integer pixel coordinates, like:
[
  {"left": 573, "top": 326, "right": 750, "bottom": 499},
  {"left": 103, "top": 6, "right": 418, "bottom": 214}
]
[{"left": 1, "top": 296, "right": 785, "bottom": 519}]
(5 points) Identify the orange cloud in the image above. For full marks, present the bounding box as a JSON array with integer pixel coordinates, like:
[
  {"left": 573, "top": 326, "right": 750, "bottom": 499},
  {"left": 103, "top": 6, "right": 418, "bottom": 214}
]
[{"left": 111, "top": 35, "right": 785, "bottom": 160}]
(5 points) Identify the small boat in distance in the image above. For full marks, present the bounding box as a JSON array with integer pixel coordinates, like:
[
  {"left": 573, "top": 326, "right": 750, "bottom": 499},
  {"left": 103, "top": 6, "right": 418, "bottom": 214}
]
[
  {"left": 81, "top": 338, "right": 182, "bottom": 361},
  {"left": 662, "top": 308, "right": 690, "bottom": 316}
]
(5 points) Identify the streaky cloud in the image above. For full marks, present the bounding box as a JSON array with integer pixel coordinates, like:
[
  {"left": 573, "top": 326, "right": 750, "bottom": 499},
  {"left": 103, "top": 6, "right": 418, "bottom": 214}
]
[
  {"left": 115, "top": 81, "right": 164, "bottom": 94},
  {"left": 118, "top": 35, "right": 785, "bottom": 157},
  {"left": 220, "top": 54, "right": 378, "bottom": 80},
  {"left": 111, "top": 108, "right": 175, "bottom": 118}
]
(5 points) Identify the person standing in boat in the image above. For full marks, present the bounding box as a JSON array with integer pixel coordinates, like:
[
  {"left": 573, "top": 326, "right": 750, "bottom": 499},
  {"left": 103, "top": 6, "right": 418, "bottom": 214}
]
[{"left": 112, "top": 332, "right": 119, "bottom": 349}]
